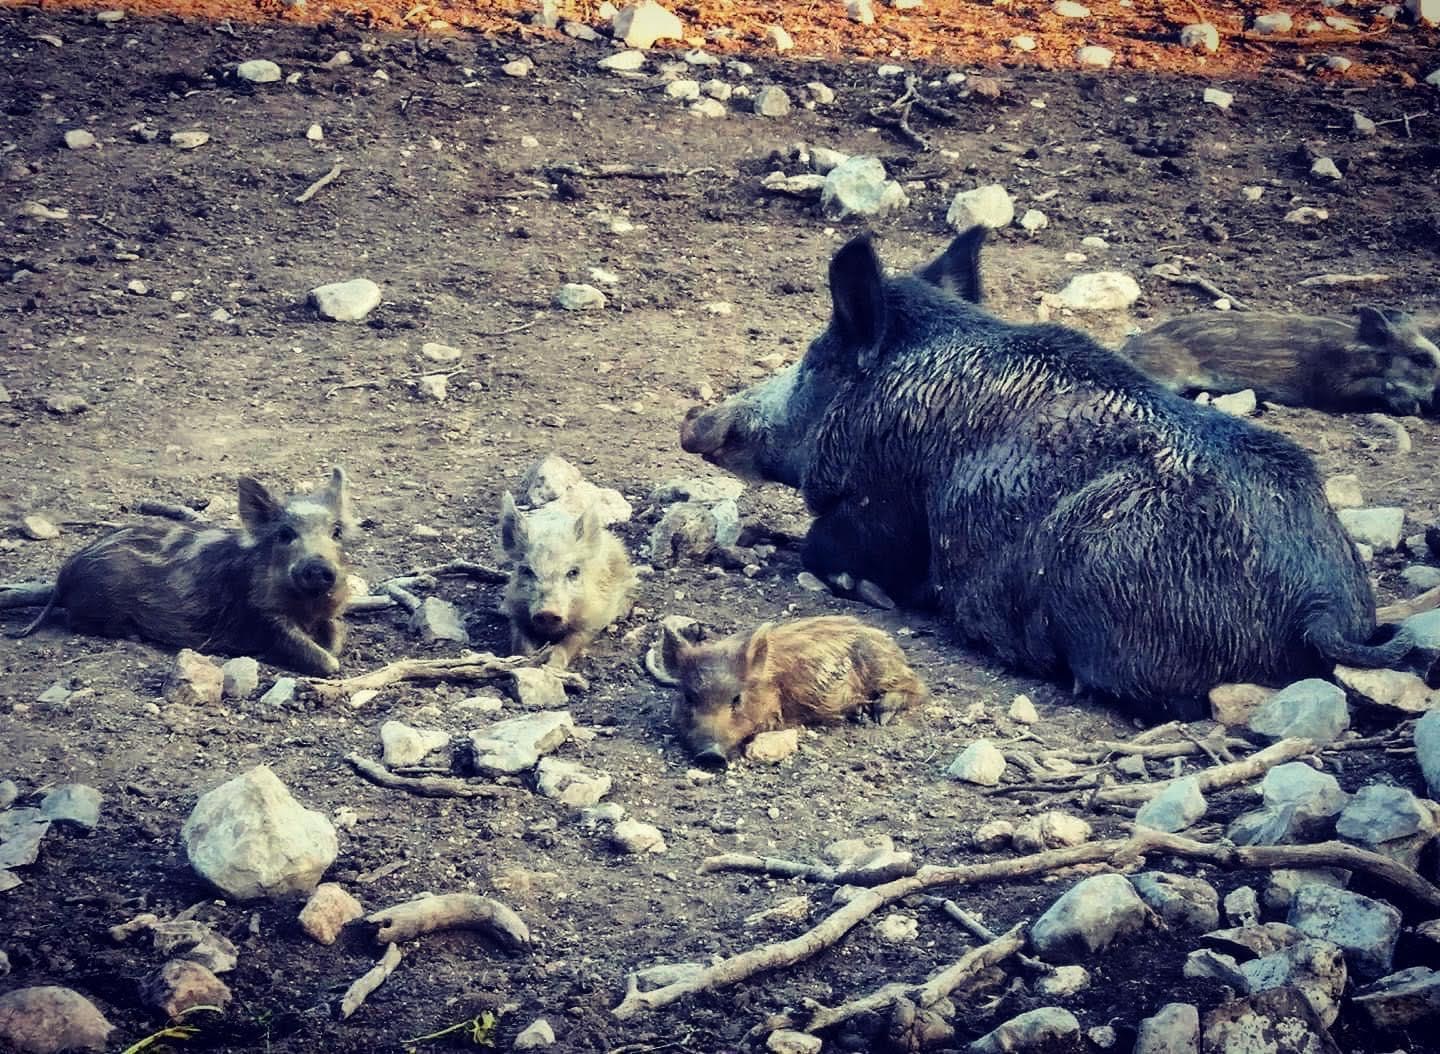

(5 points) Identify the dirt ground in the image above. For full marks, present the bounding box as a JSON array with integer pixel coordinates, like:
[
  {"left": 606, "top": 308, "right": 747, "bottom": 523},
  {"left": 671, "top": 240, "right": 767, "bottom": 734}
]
[{"left": 2, "top": 4, "right": 1440, "bottom": 1052}]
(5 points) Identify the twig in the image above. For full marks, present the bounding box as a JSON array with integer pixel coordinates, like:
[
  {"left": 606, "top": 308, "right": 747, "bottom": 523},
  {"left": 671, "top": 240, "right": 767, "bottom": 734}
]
[
  {"left": 701, "top": 853, "right": 917, "bottom": 886},
  {"left": 919, "top": 896, "right": 1051, "bottom": 974},
  {"left": 1378, "top": 586, "right": 1440, "bottom": 623},
  {"left": 345, "top": 594, "right": 397, "bottom": 613},
  {"left": 133, "top": 501, "right": 208, "bottom": 523},
  {"left": 367, "top": 893, "right": 530, "bottom": 951},
  {"left": 540, "top": 163, "right": 719, "bottom": 180},
  {"left": 0, "top": 582, "right": 53, "bottom": 610},
  {"left": 339, "top": 942, "right": 402, "bottom": 1019},
  {"left": 475, "top": 320, "right": 536, "bottom": 338},
  {"left": 402, "top": 560, "right": 508, "bottom": 583},
  {"left": 1091, "top": 737, "right": 1315, "bottom": 806},
  {"left": 324, "top": 379, "right": 384, "bottom": 399},
  {"left": 1178, "top": 724, "right": 1233, "bottom": 766},
  {"left": 383, "top": 582, "right": 422, "bottom": 614},
  {"left": 803, "top": 924, "right": 1025, "bottom": 1032},
  {"left": 310, "top": 651, "right": 585, "bottom": 704},
  {"left": 295, "top": 163, "right": 344, "bottom": 205},
  {"left": 345, "top": 753, "right": 518, "bottom": 800},
  {"left": 1149, "top": 264, "right": 1251, "bottom": 311}
]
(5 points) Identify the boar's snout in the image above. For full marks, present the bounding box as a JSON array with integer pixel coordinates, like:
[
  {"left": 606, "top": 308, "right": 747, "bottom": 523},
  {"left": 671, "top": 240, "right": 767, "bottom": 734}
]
[
  {"left": 680, "top": 403, "right": 731, "bottom": 456},
  {"left": 531, "top": 609, "right": 566, "bottom": 635},
  {"left": 692, "top": 745, "right": 729, "bottom": 769},
  {"left": 293, "top": 558, "right": 338, "bottom": 596}
]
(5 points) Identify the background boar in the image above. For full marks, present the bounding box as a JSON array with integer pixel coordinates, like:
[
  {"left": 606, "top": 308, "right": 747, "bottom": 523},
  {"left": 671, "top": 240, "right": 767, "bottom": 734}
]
[
  {"left": 659, "top": 614, "right": 927, "bottom": 765},
  {"left": 498, "top": 492, "right": 637, "bottom": 668},
  {"left": 1118, "top": 307, "right": 1440, "bottom": 416},
  {"left": 681, "top": 230, "right": 1415, "bottom": 717},
  {"left": 19, "top": 469, "right": 356, "bottom": 675}
]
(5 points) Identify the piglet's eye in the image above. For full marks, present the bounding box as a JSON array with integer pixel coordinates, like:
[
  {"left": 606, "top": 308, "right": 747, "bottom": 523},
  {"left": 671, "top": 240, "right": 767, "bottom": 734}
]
[
  {"left": 566, "top": 566, "right": 581, "bottom": 580},
  {"left": 276, "top": 526, "right": 298, "bottom": 545},
  {"left": 730, "top": 695, "right": 742, "bottom": 709},
  {"left": 331, "top": 523, "right": 344, "bottom": 540}
]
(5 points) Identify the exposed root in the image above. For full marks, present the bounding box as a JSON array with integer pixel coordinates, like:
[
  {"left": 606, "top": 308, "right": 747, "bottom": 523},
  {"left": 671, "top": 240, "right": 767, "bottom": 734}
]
[
  {"left": 1379, "top": 585, "right": 1440, "bottom": 623},
  {"left": 344, "top": 753, "right": 519, "bottom": 800},
  {"left": 1090, "top": 737, "right": 1315, "bottom": 805},
  {"left": 803, "top": 924, "right": 1025, "bottom": 1033},
  {"left": 295, "top": 163, "right": 344, "bottom": 205},
  {"left": 700, "top": 853, "right": 917, "bottom": 886},
  {"left": 308, "top": 650, "right": 586, "bottom": 704},
  {"left": 918, "top": 896, "right": 1051, "bottom": 975},
  {"left": 540, "top": 162, "right": 719, "bottom": 180},
  {"left": 367, "top": 893, "right": 530, "bottom": 952},
  {"left": 0, "top": 582, "right": 53, "bottom": 611},
  {"left": 1149, "top": 263, "right": 1251, "bottom": 310},
  {"left": 339, "top": 942, "right": 402, "bottom": 1020},
  {"left": 401, "top": 560, "right": 508, "bottom": 583}
]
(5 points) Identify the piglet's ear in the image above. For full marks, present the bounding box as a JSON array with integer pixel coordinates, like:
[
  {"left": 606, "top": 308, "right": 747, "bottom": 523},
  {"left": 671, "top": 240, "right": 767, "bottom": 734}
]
[
  {"left": 1356, "top": 305, "right": 1393, "bottom": 345},
  {"left": 658, "top": 624, "right": 690, "bottom": 684},
  {"left": 829, "top": 234, "right": 888, "bottom": 373},
  {"left": 917, "top": 225, "right": 986, "bottom": 304},
  {"left": 237, "top": 477, "right": 281, "bottom": 532},
  {"left": 499, "top": 491, "right": 527, "bottom": 557},
  {"left": 574, "top": 505, "right": 602, "bottom": 545},
  {"left": 744, "top": 623, "right": 774, "bottom": 677}
]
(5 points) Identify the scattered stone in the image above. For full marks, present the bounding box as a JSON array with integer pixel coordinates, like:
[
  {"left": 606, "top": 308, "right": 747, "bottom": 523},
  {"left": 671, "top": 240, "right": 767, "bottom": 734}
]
[
  {"left": 1035, "top": 964, "right": 1091, "bottom": 998},
  {"left": 945, "top": 739, "right": 1006, "bottom": 786},
  {"left": 1012, "top": 811, "right": 1091, "bottom": 851},
  {"left": 1324, "top": 55, "right": 1352, "bottom": 72},
  {"left": 805, "top": 81, "right": 837, "bottom": 105},
  {"left": 20, "top": 515, "right": 59, "bottom": 540},
  {"left": 236, "top": 59, "right": 282, "bottom": 83},
  {"left": 1253, "top": 12, "right": 1295, "bottom": 32},
  {"left": 972, "top": 819, "right": 1014, "bottom": 851},
  {"left": 1052, "top": 271, "right": 1141, "bottom": 311},
  {"left": 1225, "top": 886, "right": 1261, "bottom": 927},
  {"left": 1310, "top": 157, "right": 1343, "bottom": 181},
  {"left": 1053, "top": 0, "right": 1090, "bottom": 13},
  {"left": 1212, "top": 389, "right": 1258, "bottom": 417},
  {"left": 502, "top": 57, "right": 533, "bottom": 77},
  {"left": 415, "top": 373, "right": 448, "bottom": 402},
  {"left": 1135, "top": 775, "right": 1206, "bottom": 832},
  {"left": 536, "top": 757, "right": 612, "bottom": 807},
  {"left": 38, "top": 785, "right": 101, "bottom": 831},
  {"left": 1203, "top": 87, "right": 1234, "bottom": 110},
  {"left": 259, "top": 677, "right": 297, "bottom": 708},
  {"left": 875, "top": 913, "right": 919, "bottom": 943},
  {"left": 1210, "top": 682, "right": 1274, "bottom": 726},
  {"left": 946, "top": 183, "right": 1015, "bottom": 231},
  {"left": 1288, "top": 885, "right": 1400, "bottom": 979},
  {"left": 612, "top": 0, "right": 683, "bottom": 48},
  {"left": 1263, "top": 868, "right": 1351, "bottom": 914},
  {"left": 63, "top": 130, "right": 95, "bottom": 150},
  {"left": 611, "top": 818, "right": 666, "bottom": 854},
  {"left": 821, "top": 156, "right": 908, "bottom": 220},
  {"left": 298, "top": 883, "right": 363, "bottom": 945},
  {"left": 665, "top": 79, "right": 701, "bottom": 101},
  {"left": 1008, "top": 694, "right": 1039, "bottom": 723},
  {"left": 690, "top": 97, "right": 727, "bottom": 118},
  {"left": 746, "top": 728, "right": 800, "bottom": 763},
  {"left": 767, "top": 1030, "right": 821, "bottom": 1054},
  {"left": 847, "top": 0, "right": 875, "bottom": 24},
  {"left": 181, "top": 765, "right": 338, "bottom": 900},
  {"left": 1180, "top": 22, "right": 1220, "bottom": 51},
  {"left": 1240, "top": 938, "right": 1348, "bottom": 1027},
  {"left": 1018, "top": 208, "right": 1048, "bottom": 232},
  {"left": 1134, "top": 1003, "right": 1199, "bottom": 1054},
  {"left": 0, "top": 810, "right": 50, "bottom": 870},
  {"left": 556, "top": 283, "right": 607, "bottom": 311},
  {"left": 309, "top": 278, "right": 381, "bottom": 322},
  {"left": 467, "top": 711, "right": 575, "bottom": 775},
  {"left": 764, "top": 25, "right": 794, "bottom": 52},
  {"left": 969, "top": 1008, "right": 1080, "bottom": 1054},
  {"left": 0, "top": 987, "right": 114, "bottom": 1054},
  {"left": 1011, "top": 34, "right": 1037, "bottom": 50},
  {"left": 221, "top": 657, "right": 260, "bottom": 700},
  {"left": 1335, "top": 783, "right": 1435, "bottom": 861},
  {"left": 509, "top": 667, "right": 569, "bottom": 710},
  {"left": 701, "top": 79, "right": 732, "bottom": 100},
  {"left": 1285, "top": 206, "right": 1329, "bottom": 224},
  {"left": 1351, "top": 111, "right": 1377, "bottom": 136},
  {"left": 1248, "top": 678, "right": 1349, "bottom": 745},
  {"left": 0, "top": 781, "right": 17, "bottom": 810},
  {"left": 1335, "top": 664, "right": 1439, "bottom": 714},
  {"left": 1131, "top": 872, "right": 1221, "bottom": 932},
  {"left": 515, "top": 1018, "right": 557, "bottom": 1050},
  {"left": 163, "top": 649, "right": 224, "bottom": 707},
  {"left": 380, "top": 721, "right": 451, "bottom": 768},
  {"left": 598, "top": 50, "right": 646, "bottom": 72},
  {"left": 421, "top": 341, "right": 462, "bottom": 362},
  {"left": 1353, "top": 967, "right": 1440, "bottom": 1029},
  {"left": 1202, "top": 987, "right": 1339, "bottom": 1054},
  {"left": 1416, "top": 710, "right": 1440, "bottom": 799},
  {"left": 408, "top": 596, "right": 469, "bottom": 645},
  {"left": 96, "top": 8, "right": 125, "bottom": 20},
  {"left": 169, "top": 130, "right": 210, "bottom": 149},
  {"left": 142, "top": 960, "right": 231, "bottom": 1018},
  {"left": 752, "top": 86, "right": 792, "bottom": 117},
  {"left": 1075, "top": 45, "right": 1115, "bottom": 69},
  {"left": 1324, "top": 474, "right": 1363, "bottom": 508},
  {"left": 876, "top": 64, "right": 906, "bottom": 77},
  {"left": 1031, "top": 873, "right": 1153, "bottom": 961},
  {"left": 1259, "top": 762, "right": 1347, "bottom": 838}
]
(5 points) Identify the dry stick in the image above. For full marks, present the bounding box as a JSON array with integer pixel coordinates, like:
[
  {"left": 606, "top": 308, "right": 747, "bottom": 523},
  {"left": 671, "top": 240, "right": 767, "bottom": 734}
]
[
  {"left": 367, "top": 893, "right": 530, "bottom": 951},
  {"left": 0, "top": 582, "right": 53, "bottom": 610},
  {"left": 309, "top": 651, "right": 587, "bottom": 704},
  {"left": 345, "top": 594, "right": 397, "bottom": 613},
  {"left": 295, "top": 163, "right": 344, "bottom": 205},
  {"left": 1150, "top": 267, "right": 1251, "bottom": 311},
  {"left": 404, "top": 559, "right": 509, "bottom": 583},
  {"left": 700, "top": 853, "right": 918, "bottom": 886},
  {"left": 382, "top": 581, "right": 422, "bottom": 614},
  {"left": 1039, "top": 736, "right": 1250, "bottom": 763},
  {"left": 540, "top": 163, "right": 719, "bottom": 180},
  {"left": 133, "top": 501, "right": 208, "bottom": 523},
  {"left": 1379, "top": 585, "right": 1440, "bottom": 622},
  {"left": 919, "top": 896, "right": 1051, "bottom": 974},
  {"left": 344, "top": 753, "right": 518, "bottom": 800},
  {"left": 1091, "top": 737, "right": 1315, "bottom": 806},
  {"left": 339, "top": 942, "right": 402, "bottom": 1020},
  {"left": 804, "top": 924, "right": 1026, "bottom": 1033},
  {"left": 613, "top": 830, "right": 1440, "bottom": 1020},
  {"left": 324, "top": 379, "right": 384, "bottom": 399}
]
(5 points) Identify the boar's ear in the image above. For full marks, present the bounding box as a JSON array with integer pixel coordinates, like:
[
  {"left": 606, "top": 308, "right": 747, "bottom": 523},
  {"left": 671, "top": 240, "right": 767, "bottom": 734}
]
[
  {"left": 659, "top": 624, "right": 691, "bottom": 682},
  {"left": 829, "top": 235, "right": 888, "bottom": 372},
  {"left": 1356, "top": 306, "right": 1394, "bottom": 345},
  {"left": 917, "top": 226, "right": 986, "bottom": 304},
  {"left": 321, "top": 467, "right": 355, "bottom": 527},
  {"left": 744, "top": 623, "right": 774, "bottom": 677},
  {"left": 237, "top": 477, "right": 282, "bottom": 532},
  {"left": 499, "top": 491, "right": 527, "bottom": 556},
  {"left": 574, "top": 504, "right": 602, "bottom": 546}
]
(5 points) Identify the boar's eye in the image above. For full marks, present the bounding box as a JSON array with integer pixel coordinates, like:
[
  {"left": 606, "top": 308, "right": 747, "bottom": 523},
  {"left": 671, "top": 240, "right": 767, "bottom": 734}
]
[
  {"left": 519, "top": 565, "right": 536, "bottom": 579},
  {"left": 331, "top": 523, "right": 344, "bottom": 541},
  {"left": 730, "top": 694, "right": 742, "bottom": 710},
  {"left": 276, "top": 526, "right": 298, "bottom": 545},
  {"left": 566, "top": 566, "right": 581, "bottom": 580}
]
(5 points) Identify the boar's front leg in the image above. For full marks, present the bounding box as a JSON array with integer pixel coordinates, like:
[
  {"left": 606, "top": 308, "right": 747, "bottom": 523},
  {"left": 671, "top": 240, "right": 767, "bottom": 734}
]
[
  {"left": 311, "top": 617, "right": 347, "bottom": 658},
  {"left": 269, "top": 623, "right": 341, "bottom": 676},
  {"left": 540, "top": 631, "right": 592, "bottom": 671},
  {"left": 803, "top": 505, "right": 932, "bottom": 609}
]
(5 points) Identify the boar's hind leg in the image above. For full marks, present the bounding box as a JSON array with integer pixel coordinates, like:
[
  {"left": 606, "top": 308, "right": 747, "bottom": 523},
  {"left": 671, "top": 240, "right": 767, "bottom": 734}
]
[
  {"left": 268, "top": 624, "right": 341, "bottom": 676},
  {"left": 803, "top": 507, "right": 930, "bottom": 608}
]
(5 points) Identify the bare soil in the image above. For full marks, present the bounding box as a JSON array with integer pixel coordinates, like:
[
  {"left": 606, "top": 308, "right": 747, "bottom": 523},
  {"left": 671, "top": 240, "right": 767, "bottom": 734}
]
[{"left": 1, "top": 6, "right": 1439, "bottom": 1053}]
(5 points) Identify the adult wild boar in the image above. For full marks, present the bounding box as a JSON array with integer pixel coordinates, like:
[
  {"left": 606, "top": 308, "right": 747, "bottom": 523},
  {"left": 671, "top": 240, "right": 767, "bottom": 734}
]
[{"left": 680, "top": 230, "right": 1412, "bottom": 716}]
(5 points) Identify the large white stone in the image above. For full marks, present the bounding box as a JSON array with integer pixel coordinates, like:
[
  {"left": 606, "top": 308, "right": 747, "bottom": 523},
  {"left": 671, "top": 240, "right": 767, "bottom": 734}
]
[
  {"left": 611, "top": 1, "right": 683, "bottom": 48},
  {"left": 1135, "top": 775, "right": 1206, "bottom": 832},
  {"left": 380, "top": 721, "right": 451, "bottom": 767},
  {"left": 181, "top": 765, "right": 337, "bottom": 900},
  {"left": 236, "top": 59, "right": 282, "bottom": 83},
  {"left": 1134, "top": 1003, "right": 1199, "bottom": 1054},
  {"left": 467, "top": 711, "right": 575, "bottom": 775},
  {"left": 309, "top": 279, "right": 382, "bottom": 322},
  {"left": 945, "top": 739, "right": 1006, "bottom": 786},
  {"left": 1053, "top": 272, "right": 1141, "bottom": 311},
  {"left": 535, "top": 757, "right": 612, "bottom": 807},
  {"left": 1248, "top": 678, "right": 1349, "bottom": 745},
  {"left": 820, "top": 156, "right": 908, "bottom": 220},
  {"left": 969, "top": 1008, "right": 1080, "bottom": 1053},
  {"left": 1288, "top": 884, "right": 1401, "bottom": 979},
  {"left": 1031, "top": 873, "right": 1153, "bottom": 961},
  {"left": 946, "top": 184, "right": 1015, "bottom": 231},
  {"left": 1337, "top": 507, "right": 1405, "bottom": 551}
]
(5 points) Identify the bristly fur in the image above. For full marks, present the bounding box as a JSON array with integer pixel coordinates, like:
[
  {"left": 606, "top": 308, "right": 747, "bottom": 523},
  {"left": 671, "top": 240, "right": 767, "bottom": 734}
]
[{"left": 17, "top": 469, "right": 357, "bottom": 675}]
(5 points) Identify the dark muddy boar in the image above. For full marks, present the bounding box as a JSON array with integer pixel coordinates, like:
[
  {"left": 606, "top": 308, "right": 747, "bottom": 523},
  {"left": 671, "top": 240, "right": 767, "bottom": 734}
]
[
  {"left": 498, "top": 492, "right": 637, "bottom": 668},
  {"left": 681, "top": 229, "right": 1415, "bottom": 717},
  {"left": 659, "top": 615, "right": 926, "bottom": 765},
  {"left": 19, "top": 469, "right": 356, "bottom": 675},
  {"left": 1118, "top": 307, "right": 1440, "bottom": 416}
]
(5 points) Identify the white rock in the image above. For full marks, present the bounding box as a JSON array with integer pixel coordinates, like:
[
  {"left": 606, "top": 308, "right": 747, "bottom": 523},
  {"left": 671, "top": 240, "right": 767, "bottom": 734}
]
[
  {"left": 468, "top": 711, "right": 574, "bottom": 775},
  {"left": 0, "top": 987, "right": 114, "bottom": 1054},
  {"left": 1135, "top": 775, "right": 1207, "bottom": 833},
  {"left": 411, "top": 596, "right": 469, "bottom": 644},
  {"left": 514, "top": 1018, "right": 557, "bottom": 1049},
  {"left": 39, "top": 785, "right": 102, "bottom": 831},
  {"left": 164, "top": 649, "right": 224, "bottom": 707},
  {"left": 510, "top": 666, "right": 569, "bottom": 709},
  {"left": 973, "top": 819, "right": 1014, "bottom": 851},
  {"left": 1212, "top": 389, "right": 1257, "bottom": 416},
  {"left": 415, "top": 374, "right": 448, "bottom": 402},
  {"left": 1076, "top": 45, "right": 1115, "bottom": 68},
  {"left": 1008, "top": 694, "right": 1039, "bottom": 723},
  {"left": 947, "top": 184, "right": 1015, "bottom": 231},
  {"left": 298, "top": 883, "right": 363, "bottom": 945},
  {"left": 765, "top": 25, "right": 794, "bottom": 51},
  {"left": 753, "top": 86, "right": 792, "bottom": 117},
  {"left": 1253, "top": 12, "right": 1294, "bottom": 32},
  {"left": 820, "top": 156, "right": 908, "bottom": 220},
  {"left": 1011, "top": 34, "right": 1037, "bottom": 50},
  {"left": 1012, "top": 811, "right": 1091, "bottom": 850},
  {"left": 598, "top": 50, "right": 646, "bottom": 71},
  {"left": 1284, "top": 206, "right": 1328, "bottom": 224},
  {"left": 683, "top": 48, "right": 720, "bottom": 65},
  {"left": 847, "top": 0, "right": 875, "bottom": 23},
  {"left": 1288, "top": 884, "right": 1401, "bottom": 979},
  {"left": 1053, "top": 0, "right": 1090, "bottom": 14},
  {"left": 1336, "top": 784, "right": 1435, "bottom": 847},
  {"left": 612, "top": 818, "right": 666, "bottom": 853},
  {"left": 1134, "top": 1003, "right": 1199, "bottom": 1054},
  {"left": 1180, "top": 22, "right": 1220, "bottom": 51},
  {"left": 665, "top": 79, "right": 701, "bottom": 100},
  {"left": 691, "top": 97, "right": 727, "bottom": 118},
  {"left": 1311, "top": 157, "right": 1343, "bottom": 181},
  {"left": 876, "top": 64, "right": 905, "bottom": 77},
  {"left": 1225, "top": 886, "right": 1261, "bottom": 927},
  {"left": 611, "top": 1, "right": 683, "bottom": 48},
  {"left": 1031, "top": 873, "right": 1153, "bottom": 960},
  {"left": 1036, "top": 964, "right": 1091, "bottom": 998},
  {"left": 1427, "top": 67, "right": 1440, "bottom": 87},
  {"left": 763, "top": 171, "right": 828, "bottom": 197},
  {"left": 64, "top": 129, "right": 96, "bottom": 150},
  {"left": 170, "top": 130, "right": 210, "bottom": 149},
  {"left": 1324, "top": 474, "right": 1363, "bottom": 508},
  {"left": 1248, "top": 678, "right": 1349, "bottom": 745},
  {"left": 746, "top": 728, "right": 800, "bottom": 763},
  {"left": 1054, "top": 271, "right": 1141, "bottom": 311},
  {"left": 421, "top": 341, "right": 462, "bottom": 362},
  {"left": 1337, "top": 507, "right": 1405, "bottom": 551},
  {"left": 702, "top": 79, "right": 732, "bottom": 100},
  {"left": 1203, "top": 87, "right": 1233, "bottom": 109},
  {"left": 556, "top": 283, "right": 607, "bottom": 311},
  {"left": 237, "top": 59, "right": 282, "bottom": 83},
  {"left": 502, "top": 57, "right": 534, "bottom": 77},
  {"left": 1131, "top": 872, "right": 1221, "bottom": 931},
  {"left": 805, "top": 81, "right": 837, "bottom": 104},
  {"left": 181, "top": 765, "right": 337, "bottom": 900},
  {"left": 946, "top": 739, "right": 1006, "bottom": 786},
  {"left": 1416, "top": 710, "right": 1440, "bottom": 799},
  {"left": 259, "top": 677, "right": 297, "bottom": 707},
  {"left": 309, "top": 278, "right": 381, "bottom": 322},
  {"left": 1019, "top": 208, "right": 1049, "bottom": 232},
  {"left": 380, "top": 721, "right": 451, "bottom": 767},
  {"left": 1353, "top": 967, "right": 1440, "bottom": 1029},
  {"left": 875, "top": 913, "right": 918, "bottom": 942},
  {"left": 1261, "top": 762, "right": 1347, "bottom": 833},
  {"left": 536, "top": 758, "right": 612, "bottom": 807},
  {"left": 970, "top": 1008, "right": 1081, "bottom": 1054}
]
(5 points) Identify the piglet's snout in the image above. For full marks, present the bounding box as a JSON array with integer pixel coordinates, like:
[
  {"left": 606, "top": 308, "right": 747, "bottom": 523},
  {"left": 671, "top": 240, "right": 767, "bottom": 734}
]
[
  {"left": 293, "top": 558, "right": 338, "bottom": 596},
  {"left": 531, "top": 610, "right": 565, "bottom": 634},
  {"left": 692, "top": 745, "right": 729, "bottom": 769}
]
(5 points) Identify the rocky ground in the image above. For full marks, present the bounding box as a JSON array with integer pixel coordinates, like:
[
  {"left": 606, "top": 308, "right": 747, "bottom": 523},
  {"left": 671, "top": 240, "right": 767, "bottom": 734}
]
[{"left": 2, "top": 2, "right": 1440, "bottom": 1053}]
